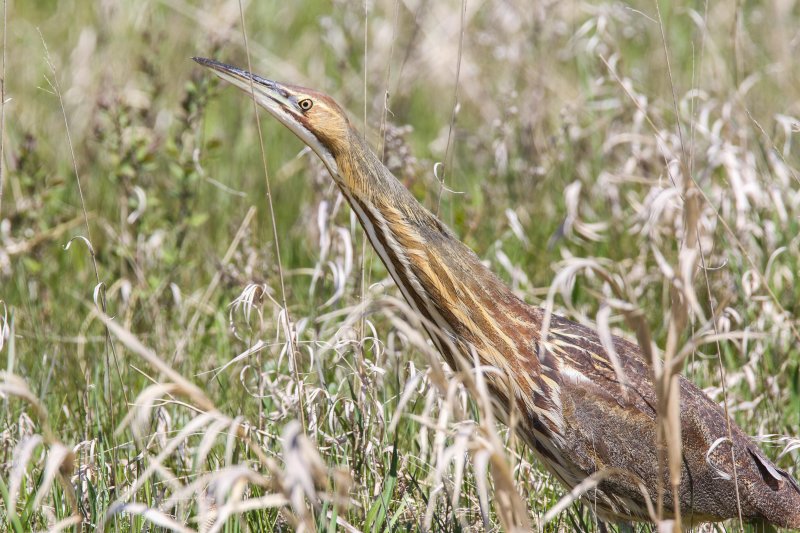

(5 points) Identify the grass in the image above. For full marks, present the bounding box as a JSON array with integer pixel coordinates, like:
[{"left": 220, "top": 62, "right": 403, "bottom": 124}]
[{"left": 2, "top": 0, "right": 800, "bottom": 531}]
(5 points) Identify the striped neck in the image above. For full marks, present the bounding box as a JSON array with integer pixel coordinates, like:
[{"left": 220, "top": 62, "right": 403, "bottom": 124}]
[{"left": 332, "top": 131, "right": 539, "bottom": 376}]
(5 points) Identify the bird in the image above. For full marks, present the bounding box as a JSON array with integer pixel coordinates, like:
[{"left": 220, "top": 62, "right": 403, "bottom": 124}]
[{"left": 193, "top": 56, "right": 800, "bottom": 530}]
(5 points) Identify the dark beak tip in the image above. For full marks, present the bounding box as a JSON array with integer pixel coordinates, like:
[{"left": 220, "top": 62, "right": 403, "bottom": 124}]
[
  {"left": 190, "top": 56, "right": 274, "bottom": 89},
  {"left": 192, "top": 56, "right": 214, "bottom": 67}
]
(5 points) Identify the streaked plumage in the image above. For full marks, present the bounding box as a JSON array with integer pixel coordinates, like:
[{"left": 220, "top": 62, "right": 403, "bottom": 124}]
[{"left": 194, "top": 57, "right": 800, "bottom": 529}]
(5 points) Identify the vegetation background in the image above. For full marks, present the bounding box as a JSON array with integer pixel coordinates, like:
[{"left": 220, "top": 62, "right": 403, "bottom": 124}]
[{"left": 1, "top": 0, "right": 799, "bottom": 531}]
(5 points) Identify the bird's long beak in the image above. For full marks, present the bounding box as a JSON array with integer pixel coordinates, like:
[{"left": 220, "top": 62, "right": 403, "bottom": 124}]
[
  {"left": 192, "top": 56, "right": 306, "bottom": 132},
  {"left": 193, "top": 56, "right": 340, "bottom": 177},
  {"left": 193, "top": 57, "right": 291, "bottom": 106}
]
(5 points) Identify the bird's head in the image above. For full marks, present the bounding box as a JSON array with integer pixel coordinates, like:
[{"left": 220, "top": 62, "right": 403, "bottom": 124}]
[{"left": 194, "top": 57, "right": 352, "bottom": 178}]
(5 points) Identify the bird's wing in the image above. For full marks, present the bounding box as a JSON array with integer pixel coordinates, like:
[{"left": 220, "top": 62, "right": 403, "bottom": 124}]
[{"left": 541, "top": 313, "right": 800, "bottom": 527}]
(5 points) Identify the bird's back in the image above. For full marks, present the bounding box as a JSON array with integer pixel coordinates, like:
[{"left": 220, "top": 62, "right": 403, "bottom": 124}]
[{"left": 532, "top": 312, "right": 800, "bottom": 528}]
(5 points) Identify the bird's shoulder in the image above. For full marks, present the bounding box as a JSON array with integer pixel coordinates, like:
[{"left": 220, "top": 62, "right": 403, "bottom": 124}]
[{"left": 540, "top": 312, "right": 655, "bottom": 402}]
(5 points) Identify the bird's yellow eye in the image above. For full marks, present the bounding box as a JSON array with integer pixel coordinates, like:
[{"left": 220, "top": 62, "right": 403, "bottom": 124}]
[{"left": 298, "top": 98, "right": 313, "bottom": 111}]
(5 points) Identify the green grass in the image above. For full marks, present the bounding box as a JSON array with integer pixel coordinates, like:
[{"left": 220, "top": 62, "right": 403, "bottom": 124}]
[{"left": 2, "top": 0, "right": 800, "bottom": 531}]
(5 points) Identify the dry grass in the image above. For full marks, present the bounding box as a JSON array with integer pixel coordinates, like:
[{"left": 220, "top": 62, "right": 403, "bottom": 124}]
[{"left": 1, "top": 0, "right": 799, "bottom": 531}]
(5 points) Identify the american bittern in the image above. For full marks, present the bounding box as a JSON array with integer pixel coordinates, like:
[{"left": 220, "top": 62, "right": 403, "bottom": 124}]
[{"left": 194, "top": 57, "right": 800, "bottom": 529}]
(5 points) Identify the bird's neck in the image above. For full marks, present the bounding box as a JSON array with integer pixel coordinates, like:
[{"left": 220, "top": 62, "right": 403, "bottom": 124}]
[{"left": 332, "top": 132, "right": 539, "bottom": 374}]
